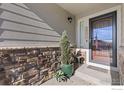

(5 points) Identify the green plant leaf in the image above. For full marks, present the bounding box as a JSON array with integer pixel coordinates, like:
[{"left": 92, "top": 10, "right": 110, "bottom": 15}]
[{"left": 60, "top": 30, "right": 71, "bottom": 64}]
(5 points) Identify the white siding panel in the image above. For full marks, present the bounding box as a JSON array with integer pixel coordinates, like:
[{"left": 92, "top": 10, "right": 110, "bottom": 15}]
[
  {"left": 0, "top": 11, "right": 53, "bottom": 30},
  {"left": 0, "top": 41, "right": 59, "bottom": 48},
  {"left": 0, "top": 3, "right": 43, "bottom": 21},
  {"left": 0, "top": 31, "right": 60, "bottom": 41},
  {"left": 15, "top": 3, "right": 29, "bottom": 9},
  {"left": 0, "top": 3, "right": 61, "bottom": 48},
  {"left": 1, "top": 21, "right": 60, "bottom": 36}
]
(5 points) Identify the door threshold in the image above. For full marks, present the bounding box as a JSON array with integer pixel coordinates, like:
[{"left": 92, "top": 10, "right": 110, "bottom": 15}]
[
  {"left": 87, "top": 65, "right": 108, "bottom": 73},
  {"left": 87, "top": 62, "right": 118, "bottom": 72}
]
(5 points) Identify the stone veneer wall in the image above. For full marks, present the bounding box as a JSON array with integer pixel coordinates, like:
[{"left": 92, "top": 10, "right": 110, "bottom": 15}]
[
  {"left": 118, "top": 47, "right": 124, "bottom": 85},
  {"left": 0, "top": 47, "right": 61, "bottom": 85}
]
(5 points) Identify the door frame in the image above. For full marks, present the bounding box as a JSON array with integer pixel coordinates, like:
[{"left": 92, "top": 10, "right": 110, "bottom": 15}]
[
  {"left": 77, "top": 5, "right": 121, "bottom": 71},
  {"left": 89, "top": 11, "right": 117, "bottom": 67}
]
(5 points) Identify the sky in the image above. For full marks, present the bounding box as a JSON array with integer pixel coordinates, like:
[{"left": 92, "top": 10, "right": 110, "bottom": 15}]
[{"left": 93, "top": 26, "right": 112, "bottom": 42}]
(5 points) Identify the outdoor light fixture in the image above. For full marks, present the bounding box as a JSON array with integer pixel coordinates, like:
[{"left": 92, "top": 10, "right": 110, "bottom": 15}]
[{"left": 67, "top": 16, "right": 72, "bottom": 23}]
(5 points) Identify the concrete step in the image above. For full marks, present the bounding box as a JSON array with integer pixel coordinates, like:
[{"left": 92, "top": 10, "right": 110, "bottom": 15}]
[
  {"left": 42, "top": 76, "right": 94, "bottom": 85},
  {"left": 75, "top": 64, "right": 120, "bottom": 85}
]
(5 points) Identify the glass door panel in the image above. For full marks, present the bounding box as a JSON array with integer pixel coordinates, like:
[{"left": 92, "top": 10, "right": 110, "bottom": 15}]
[{"left": 89, "top": 11, "right": 117, "bottom": 67}]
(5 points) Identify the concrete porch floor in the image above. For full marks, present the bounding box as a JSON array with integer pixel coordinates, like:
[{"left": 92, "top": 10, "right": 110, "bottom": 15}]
[
  {"left": 41, "top": 64, "right": 120, "bottom": 85},
  {"left": 42, "top": 75, "right": 94, "bottom": 85}
]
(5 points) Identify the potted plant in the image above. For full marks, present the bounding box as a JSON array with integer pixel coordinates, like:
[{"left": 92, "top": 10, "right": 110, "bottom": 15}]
[
  {"left": 54, "top": 70, "right": 67, "bottom": 82},
  {"left": 60, "top": 31, "right": 73, "bottom": 78}
]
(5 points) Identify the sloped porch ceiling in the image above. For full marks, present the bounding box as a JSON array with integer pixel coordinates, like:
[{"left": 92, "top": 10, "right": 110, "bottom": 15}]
[{"left": 57, "top": 3, "right": 121, "bottom": 17}]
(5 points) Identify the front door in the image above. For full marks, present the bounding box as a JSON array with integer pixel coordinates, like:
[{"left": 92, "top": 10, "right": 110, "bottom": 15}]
[{"left": 89, "top": 11, "right": 117, "bottom": 67}]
